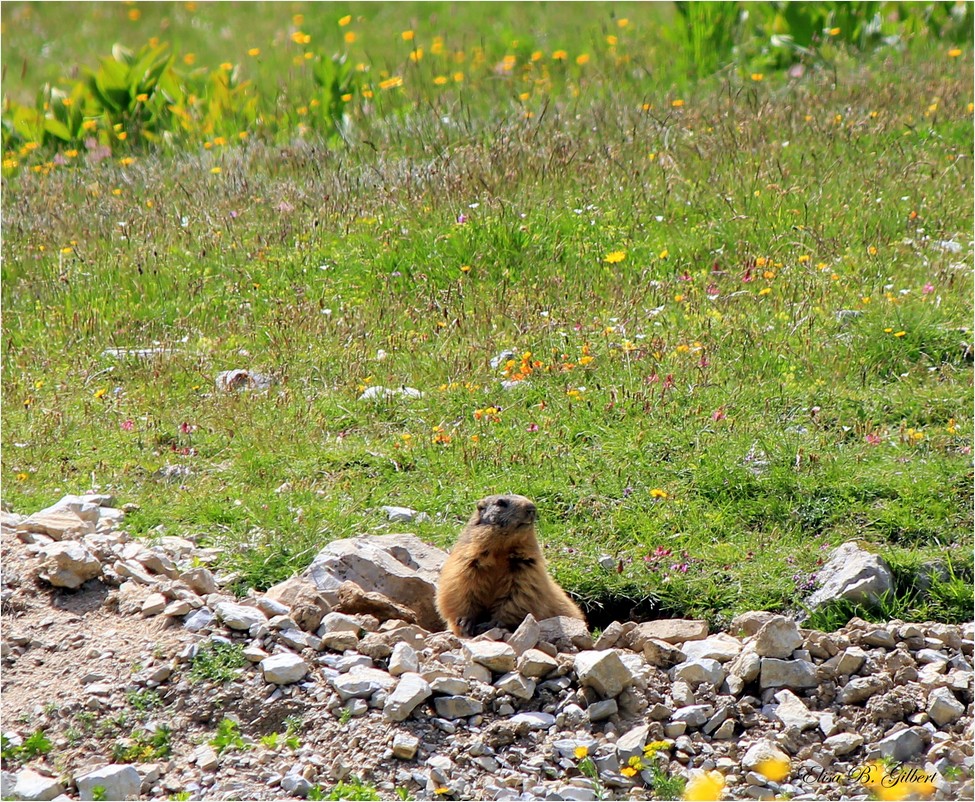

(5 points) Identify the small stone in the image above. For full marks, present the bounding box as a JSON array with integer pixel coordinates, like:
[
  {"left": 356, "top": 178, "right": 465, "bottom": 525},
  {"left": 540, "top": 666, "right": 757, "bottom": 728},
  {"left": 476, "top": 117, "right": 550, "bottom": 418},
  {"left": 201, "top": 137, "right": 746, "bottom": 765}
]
[
  {"left": 517, "top": 648, "right": 558, "bottom": 678},
  {"left": 712, "top": 719, "right": 736, "bottom": 739},
  {"left": 162, "top": 600, "right": 192, "bottom": 617},
  {"left": 537, "top": 616, "right": 592, "bottom": 651},
  {"left": 260, "top": 653, "right": 309, "bottom": 685},
  {"left": 430, "top": 676, "right": 470, "bottom": 695},
  {"left": 317, "top": 612, "right": 362, "bottom": 635},
  {"left": 673, "top": 658, "right": 726, "bottom": 688},
  {"left": 574, "top": 650, "right": 635, "bottom": 698},
  {"left": 13, "top": 769, "right": 64, "bottom": 802},
  {"left": 836, "top": 676, "right": 885, "bottom": 705},
  {"left": 495, "top": 671, "right": 536, "bottom": 700},
  {"left": 392, "top": 732, "right": 420, "bottom": 760},
  {"left": 37, "top": 542, "right": 101, "bottom": 589},
  {"left": 319, "top": 631, "right": 359, "bottom": 652},
  {"left": 384, "top": 673, "right": 433, "bottom": 722},
  {"left": 731, "top": 611, "right": 781, "bottom": 637},
  {"left": 875, "top": 728, "right": 925, "bottom": 762},
  {"left": 140, "top": 593, "right": 167, "bottom": 617},
  {"left": 507, "top": 614, "right": 540, "bottom": 654},
  {"left": 664, "top": 721, "right": 687, "bottom": 738},
  {"left": 742, "top": 740, "right": 791, "bottom": 773},
  {"left": 180, "top": 567, "right": 219, "bottom": 596},
  {"left": 759, "top": 658, "right": 818, "bottom": 689},
  {"left": 333, "top": 667, "right": 396, "bottom": 699},
  {"left": 680, "top": 633, "right": 743, "bottom": 662},
  {"left": 193, "top": 745, "right": 220, "bottom": 770},
  {"left": 18, "top": 508, "right": 94, "bottom": 540},
  {"left": 213, "top": 602, "right": 267, "bottom": 631},
  {"left": 183, "top": 608, "right": 214, "bottom": 632},
  {"left": 828, "top": 647, "right": 868, "bottom": 676},
  {"left": 670, "top": 704, "right": 713, "bottom": 728},
  {"left": 927, "top": 687, "right": 965, "bottom": 726},
  {"left": 280, "top": 774, "right": 312, "bottom": 797},
  {"left": 616, "top": 724, "right": 650, "bottom": 763},
  {"left": 588, "top": 699, "right": 618, "bottom": 722},
  {"left": 509, "top": 711, "right": 556, "bottom": 730},
  {"left": 243, "top": 646, "right": 268, "bottom": 662},
  {"left": 463, "top": 640, "right": 517, "bottom": 673},
  {"left": 643, "top": 638, "right": 687, "bottom": 669},
  {"left": 388, "top": 642, "right": 419, "bottom": 676},
  {"left": 861, "top": 628, "right": 896, "bottom": 649},
  {"left": 728, "top": 643, "right": 761, "bottom": 682},
  {"left": 433, "top": 695, "right": 483, "bottom": 720},
  {"left": 381, "top": 506, "right": 427, "bottom": 523},
  {"left": 772, "top": 689, "right": 820, "bottom": 731},
  {"left": 75, "top": 765, "right": 141, "bottom": 801},
  {"left": 672, "top": 680, "right": 696, "bottom": 707},
  {"left": 276, "top": 629, "right": 311, "bottom": 650},
  {"left": 824, "top": 733, "right": 863, "bottom": 756},
  {"left": 805, "top": 541, "right": 893, "bottom": 610},
  {"left": 753, "top": 617, "right": 804, "bottom": 659},
  {"left": 627, "top": 619, "right": 708, "bottom": 648}
]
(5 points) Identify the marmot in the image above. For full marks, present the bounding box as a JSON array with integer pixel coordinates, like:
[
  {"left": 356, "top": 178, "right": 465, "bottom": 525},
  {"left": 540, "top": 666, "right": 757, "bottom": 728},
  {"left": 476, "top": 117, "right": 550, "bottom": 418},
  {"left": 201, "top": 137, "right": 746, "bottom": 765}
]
[{"left": 436, "top": 494, "right": 586, "bottom": 636}]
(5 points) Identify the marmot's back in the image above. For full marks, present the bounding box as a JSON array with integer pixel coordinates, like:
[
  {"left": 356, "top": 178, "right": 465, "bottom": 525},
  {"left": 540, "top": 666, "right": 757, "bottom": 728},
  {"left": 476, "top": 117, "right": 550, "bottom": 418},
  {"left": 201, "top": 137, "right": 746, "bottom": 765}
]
[{"left": 436, "top": 494, "right": 586, "bottom": 636}]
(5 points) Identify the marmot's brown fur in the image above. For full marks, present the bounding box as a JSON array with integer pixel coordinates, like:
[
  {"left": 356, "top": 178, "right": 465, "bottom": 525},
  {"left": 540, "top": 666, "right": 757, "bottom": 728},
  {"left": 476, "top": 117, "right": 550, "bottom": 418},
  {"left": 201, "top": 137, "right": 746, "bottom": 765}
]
[{"left": 436, "top": 494, "right": 586, "bottom": 637}]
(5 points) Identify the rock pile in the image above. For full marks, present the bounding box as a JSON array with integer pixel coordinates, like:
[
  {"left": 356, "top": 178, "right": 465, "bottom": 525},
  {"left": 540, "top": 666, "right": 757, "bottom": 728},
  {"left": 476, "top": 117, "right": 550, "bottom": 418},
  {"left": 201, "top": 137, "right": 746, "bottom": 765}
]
[{"left": 1, "top": 496, "right": 973, "bottom": 801}]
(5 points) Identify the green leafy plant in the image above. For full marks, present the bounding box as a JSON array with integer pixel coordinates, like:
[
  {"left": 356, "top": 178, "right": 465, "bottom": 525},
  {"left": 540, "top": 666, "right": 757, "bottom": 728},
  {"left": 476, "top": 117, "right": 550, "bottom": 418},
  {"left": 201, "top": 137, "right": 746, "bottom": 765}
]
[
  {"left": 91, "top": 786, "right": 108, "bottom": 802},
  {"left": 311, "top": 780, "right": 382, "bottom": 801},
  {"left": 126, "top": 689, "right": 163, "bottom": 713},
  {"left": 188, "top": 641, "right": 247, "bottom": 684},
  {"left": 112, "top": 726, "right": 172, "bottom": 763},
  {"left": 1, "top": 729, "right": 54, "bottom": 763},
  {"left": 210, "top": 718, "right": 246, "bottom": 754}
]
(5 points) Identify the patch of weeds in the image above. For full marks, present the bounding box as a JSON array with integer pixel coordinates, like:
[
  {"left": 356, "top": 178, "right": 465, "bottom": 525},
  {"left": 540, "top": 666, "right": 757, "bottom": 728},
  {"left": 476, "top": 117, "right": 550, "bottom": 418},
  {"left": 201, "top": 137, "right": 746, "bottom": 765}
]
[
  {"left": 258, "top": 721, "right": 301, "bottom": 752},
  {"left": 1, "top": 729, "right": 53, "bottom": 763},
  {"left": 309, "top": 780, "right": 382, "bottom": 801},
  {"left": 394, "top": 788, "right": 413, "bottom": 801},
  {"left": 90, "top": 786, "right": 108, "bottom": 801},
  {"left": 65, "top": 727, "right": 83, "bottom": 746},
  {"left": 649, "top": 764, "right": 686, "bottom": 800},
  {"left": 337, "top": 707, "right": 353, "bottom": 725},
  {"left": 126, "top": 688, "right": 163, "bottom": 713},
  {"left": 112, "top": 726, "right": 172, "bottom": 763},
  {"left": 188, "top": 641, "right": 247, "bottom": 684},
  {"left": 168, "top": 794, "right": 192, "bottom": 802},
  {"left": 210, "top": 718, "right": 246, "bottom": 754}
]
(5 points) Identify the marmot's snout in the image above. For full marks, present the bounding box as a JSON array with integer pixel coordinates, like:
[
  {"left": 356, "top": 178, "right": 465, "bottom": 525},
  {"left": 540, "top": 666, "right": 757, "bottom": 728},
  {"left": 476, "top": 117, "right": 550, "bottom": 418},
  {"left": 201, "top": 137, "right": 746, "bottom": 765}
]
[{"left": 477, "top": 494, "right": 536, "bottom": 528}]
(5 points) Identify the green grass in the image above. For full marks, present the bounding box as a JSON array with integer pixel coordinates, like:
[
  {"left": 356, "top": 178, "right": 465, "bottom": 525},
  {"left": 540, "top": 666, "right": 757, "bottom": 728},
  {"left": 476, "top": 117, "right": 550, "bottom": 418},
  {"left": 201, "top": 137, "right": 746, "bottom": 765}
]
[
  {"left": 187, "top": 642, "right": 247, "bottom": 684},
  {"left": 1, "top": 2, "right": 972, "bottom": 629}
]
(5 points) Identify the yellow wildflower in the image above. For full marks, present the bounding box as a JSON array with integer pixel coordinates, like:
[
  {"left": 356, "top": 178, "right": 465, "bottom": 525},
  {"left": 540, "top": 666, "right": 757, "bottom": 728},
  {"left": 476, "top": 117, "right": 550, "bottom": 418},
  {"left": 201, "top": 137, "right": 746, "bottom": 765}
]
[
  {"left": 573, "top": 746, "right": 589, "bottom": 760},
  {"left": 604, "top": 250, "right": 626, "bottom": 264},
  {"left": 683, "top": 770, "right": 725, "bottom": 801},
  {"left": 756, "top": 758, "right": 790, "bottom": 782},
  {"left": 338, "top": 14, "right": 352, "bottom": 26}
]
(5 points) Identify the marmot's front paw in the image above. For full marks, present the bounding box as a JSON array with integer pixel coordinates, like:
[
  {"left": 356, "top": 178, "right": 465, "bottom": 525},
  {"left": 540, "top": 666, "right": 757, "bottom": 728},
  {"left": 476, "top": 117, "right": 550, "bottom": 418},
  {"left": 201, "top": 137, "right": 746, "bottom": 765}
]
[{"left": 456, "top": 617, "right": 478, "bottom": 637}]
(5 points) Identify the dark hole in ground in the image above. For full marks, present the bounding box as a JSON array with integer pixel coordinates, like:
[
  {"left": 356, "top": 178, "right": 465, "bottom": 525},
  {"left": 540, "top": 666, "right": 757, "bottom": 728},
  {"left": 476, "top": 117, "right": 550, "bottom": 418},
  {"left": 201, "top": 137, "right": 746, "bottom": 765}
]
[{"left": 577, "top": 593, "right": 676, "bottom": 632}]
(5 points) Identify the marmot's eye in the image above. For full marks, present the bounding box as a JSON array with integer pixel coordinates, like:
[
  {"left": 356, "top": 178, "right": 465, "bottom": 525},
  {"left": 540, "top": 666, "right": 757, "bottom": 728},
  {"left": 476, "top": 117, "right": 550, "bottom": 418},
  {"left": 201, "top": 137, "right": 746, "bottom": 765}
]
[{"left": 496, "top": 498, "right": 509, "bottom": 508}]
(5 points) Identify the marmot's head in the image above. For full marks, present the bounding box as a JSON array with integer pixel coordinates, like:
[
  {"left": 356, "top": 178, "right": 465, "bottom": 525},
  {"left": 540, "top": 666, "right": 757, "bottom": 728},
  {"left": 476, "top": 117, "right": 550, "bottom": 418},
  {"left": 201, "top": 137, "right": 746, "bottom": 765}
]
[{"left": 472, "top": 494, "right": 536, "bottom": 531}]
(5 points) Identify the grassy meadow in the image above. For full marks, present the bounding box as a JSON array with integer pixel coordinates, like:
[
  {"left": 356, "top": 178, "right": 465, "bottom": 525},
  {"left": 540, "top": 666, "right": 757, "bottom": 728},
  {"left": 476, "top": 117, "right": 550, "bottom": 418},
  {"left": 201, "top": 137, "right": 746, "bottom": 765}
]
[{"left": 2, "top": 2, "right": 972, "bottom": 629}]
